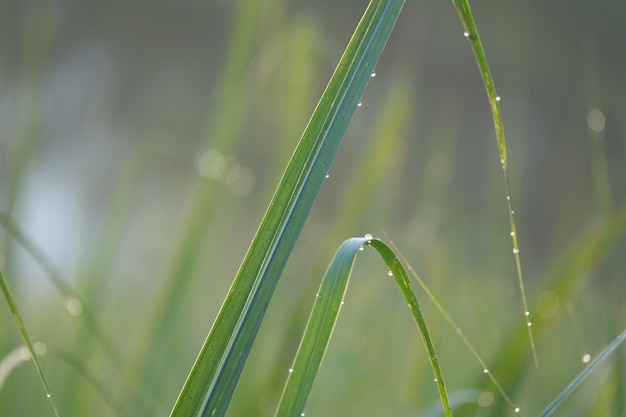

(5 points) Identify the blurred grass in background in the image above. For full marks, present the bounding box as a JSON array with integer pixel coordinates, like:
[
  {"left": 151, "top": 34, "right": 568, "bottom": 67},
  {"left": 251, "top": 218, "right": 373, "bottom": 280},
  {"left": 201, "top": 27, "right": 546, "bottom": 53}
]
[{"left": 1, "top": 1, "right": 625, "bottom": 416}]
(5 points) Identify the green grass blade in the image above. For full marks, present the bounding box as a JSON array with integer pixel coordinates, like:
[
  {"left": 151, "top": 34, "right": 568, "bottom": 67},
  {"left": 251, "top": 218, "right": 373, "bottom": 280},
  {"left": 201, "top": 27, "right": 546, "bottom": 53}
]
[
  {"left": 274, "top": 237, "right": 363, "bottom": 417},
  {"left": 451, "top": 0, "right": 538, "bottom": 366},
  {"left": 538, "top": 330, "right": 626, "bottom": 417},
  {"left": 0, "top": 212, "right": 124, "bottom": 366},
  {"left": 486, "top": 200, "right": 626, "bottom": 415},
  {"left": 275, "top": 237, "right": 451, "bottom": 417},
  {"left": 0, "top": 270, "right": 60, "bottom": 417},
  {"left": 385, "top": 234, "right": 521, "bottom": 413},
  {"left": 367, "top": 239, "right": 452, "bottom": 417},
  {"left": 0, "top": 211, "right": 157, "bottom": 413},
  {"left": 169, "top": 1, "right": 405, "bottom": 417}
]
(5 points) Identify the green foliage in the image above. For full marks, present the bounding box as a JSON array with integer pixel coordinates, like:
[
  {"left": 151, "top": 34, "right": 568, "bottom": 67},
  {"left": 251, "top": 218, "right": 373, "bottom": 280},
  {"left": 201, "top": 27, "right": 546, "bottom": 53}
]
[
  {"left": 0, "top": 270, "right": 59, "bottom": 417},
  {"left": 170, "top": 2, "right": 404, "bottom": 415},
  {"left": 275, "top": 237, "right": 451, "bottom": 417},
  {"left": 1, "top": 1, "right": 625, "bottom": 417}
]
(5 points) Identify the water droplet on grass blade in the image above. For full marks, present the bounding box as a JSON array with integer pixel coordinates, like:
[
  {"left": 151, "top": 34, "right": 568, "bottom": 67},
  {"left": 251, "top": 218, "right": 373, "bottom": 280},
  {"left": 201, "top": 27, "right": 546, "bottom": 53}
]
[
  {"left": 357, "top": 101, "right": 362, "bottom": 107},
  {"left": 582, "top": 353, "right": 591, "bottom": 363},
  {"left": 371, "top": 71, "right": 376, "bottom": 77},
  {"left": 387, "top": 271, "right": 393, "bottom": 277},
  {"left": 524, "top": 311, "right": 530, "bottom": 316},
  {"left": 289, "top": 368, "right": 294, "bottom": 373},
  {"left": 514, "top": 407, "right": 520, "bottom": 413},
  {"left": 359, "top": 246, "right": 364, "bottom": 251},
  {"left": 496, "top": 96, "right": 501, "bottom": 102},
  {"left": 483, "top": 368, "right": 489, "bottom": 374},
  {"left": 364, "top": 233, "right": 373, "bottom": 240},
  {"left": 46, "top": 394, "right": 51, "bottom": 398},
  {"left": 325, "top": 174, "right": 330, "bottom": 179},
  {"left": 463, "top": 31, "right": 469, "bottom": 37},
  {"left": 513, "top": 248, "right": 519, "bottom": 254}
]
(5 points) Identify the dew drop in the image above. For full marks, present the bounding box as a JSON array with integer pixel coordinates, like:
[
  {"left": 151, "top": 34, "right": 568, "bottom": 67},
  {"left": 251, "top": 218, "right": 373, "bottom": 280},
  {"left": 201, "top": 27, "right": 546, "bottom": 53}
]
[
  {"left": 289, "top": 368, "right": 294, "bottom": 373},
  {"left": 527, "top": 322, "right": 532, "bottom": 327},
  {"left": 513, "top": 248, "right": 519, "bottom": 254},
  {"left": 357, "top": 101, "right": 362, "bottom": 107},
  {"left": 301, "top": 413, "right": 305, "bottom": 417},
  {"left": 510, "top": 232, "right": 515, "bottom": 237},
  {"left": 582, "top": 353, "right": 591, "bottom": 363},
  {"left": 433, "top": 378, "right": 438, "bottom": 382},
  {"left": 506, "top": 195, "right": 511, "bottom": 201},
  {"left": 371, "top": 71, "right": 376, "bottom": 77},
  {"left": 387, "top": 270, "right": 393, "bottom": 277},
  {"left": 364, "top": 233, "right": 373, "bottom": 240},
  {"left": 496, "top": 96, "right": 501, "bottom": 102},
  {"left": 524, "top": 311, "right": 530, "bottom": 316},
  {"left": 325, "top": 174, "right": 330, "bottom": 179},
  {"left": 514, "top": 407, "right": 520, "bottom": 413},
  {"left": 340, "top": 301, "right": 345, "bottom": 305},
  {"left": 483, "top": 368, "right": 489, "bottom": 374},
  {"left": 511, "top": 209, "right": 515, "bottom": 215},
  {"left": 500, "top": 157, "right": 505, "bottom": 165},
  {"left": 359, "top": 246, "right": 364, "bottom": 251},
  {"left": 463, "top": 31, "right": 469, "bottom": 37},
  {"left": 46, "top": 393, "right": 51, "bottom": 398}
]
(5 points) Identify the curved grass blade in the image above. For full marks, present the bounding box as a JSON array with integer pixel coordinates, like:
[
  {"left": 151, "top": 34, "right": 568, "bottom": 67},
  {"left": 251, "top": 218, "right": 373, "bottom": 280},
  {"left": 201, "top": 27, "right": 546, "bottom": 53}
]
[
  {"left": 275, "top": 237, "right": 451, "bottom": 417},
  {"left": 169, "top": 1, "right": 406, "bottom": 417},
  {"left": 0, "top": 270, "right": 60, "bottom": 417},
  {"left": 538, "top": 330, "right": 626, "bottom": 417},
  {"left": 384, "top": 233, "right": 521, "bottom": 414},
  {"left": 451, "top": 0, "right": 538, "bottom": 366}
]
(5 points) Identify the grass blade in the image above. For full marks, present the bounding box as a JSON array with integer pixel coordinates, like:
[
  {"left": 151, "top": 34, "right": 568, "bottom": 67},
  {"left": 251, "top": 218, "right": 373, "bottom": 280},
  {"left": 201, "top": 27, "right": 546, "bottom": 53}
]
[
  {"left": 275, "top": 236, "right": 451, "bottom": 417},
  {"left": 0, "top": 212, "right": 157, "bottom": 413},
  {"left": 451, "top": 0, "right": 538, "bottom": 366},
  {"left": 367, "top": 239, "right": 452, "bottom": 417},
  {"left": 169, "top": 1, "right": 405, "bottom": 416},
  {"left": 486, "top": 200, "right": 626, "bottom": 415},
  {"left": 385, "top": 233, "right": 521, "bottom": 414},
  {"left": 0, "top": 270, "right": 60, "bottom": 417},
  {"left": 538, "top": 330, "right": 626, "bottom": 417},
  {"left": 0, "top": 213, "right": 123, "bottom": 368}
]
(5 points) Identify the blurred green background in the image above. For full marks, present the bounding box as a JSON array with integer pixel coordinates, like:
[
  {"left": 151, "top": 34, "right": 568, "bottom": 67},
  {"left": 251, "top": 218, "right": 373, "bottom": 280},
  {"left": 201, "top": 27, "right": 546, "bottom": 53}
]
[{"left": 1, "top": 1, "right": 625, "bottom": 416}]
